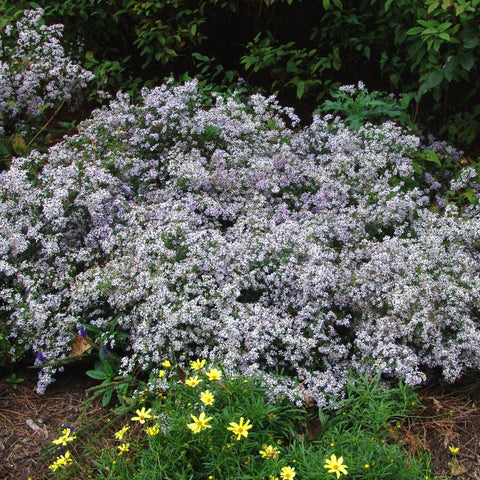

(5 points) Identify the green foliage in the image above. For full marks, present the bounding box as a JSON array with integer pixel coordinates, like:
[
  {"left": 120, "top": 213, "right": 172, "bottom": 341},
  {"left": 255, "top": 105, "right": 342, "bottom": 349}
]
[
  {"left": 46, "top": 366, "right": 433, "bottom": 479},
  {"left": 2, "top": 0, "right": 477, "bottom": 150},
  {"left": 316, "top": 82, "right": 413, "bottom": 131},
  {"left": 5, "top": 372, "right": 24, "bottom": 388}
]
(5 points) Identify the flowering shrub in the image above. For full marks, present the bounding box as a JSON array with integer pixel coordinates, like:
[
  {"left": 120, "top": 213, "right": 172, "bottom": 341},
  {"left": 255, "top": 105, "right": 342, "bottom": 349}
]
[
  {"left": 0, "top": 8, "right": 94, "bottom": 136},
  {"left": 1, "top": 80, "right": 480, "bottom": 403}
]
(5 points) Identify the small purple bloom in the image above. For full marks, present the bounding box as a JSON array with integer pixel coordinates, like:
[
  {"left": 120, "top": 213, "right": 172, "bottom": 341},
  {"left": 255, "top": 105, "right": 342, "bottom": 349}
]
[
  {"left": 35, "top": 352, "right": 45, "bottom": 364},
  {"left": 78, "top": 325, "right": 87, "bottom": 338},
  {"left": 100, "top": 345, "right": 109, "bottom": 358}
]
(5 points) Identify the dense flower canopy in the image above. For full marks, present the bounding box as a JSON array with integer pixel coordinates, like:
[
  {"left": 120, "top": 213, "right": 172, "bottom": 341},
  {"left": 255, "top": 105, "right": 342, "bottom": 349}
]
[{"left": 1, "top": 81, "right": 479, "bottom": 405}]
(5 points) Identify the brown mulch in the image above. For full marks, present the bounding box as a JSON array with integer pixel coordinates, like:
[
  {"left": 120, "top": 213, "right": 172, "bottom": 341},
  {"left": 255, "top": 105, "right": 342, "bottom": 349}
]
[
  {"left": 0, "top": 365, "right": 103, "bottom": 480},
  {"left": 1, "top": 366, "right": 480, "bottom": 480}
]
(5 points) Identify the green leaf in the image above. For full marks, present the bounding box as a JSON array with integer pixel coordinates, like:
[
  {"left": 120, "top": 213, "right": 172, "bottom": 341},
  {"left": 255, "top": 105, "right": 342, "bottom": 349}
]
[
  {"left": 102, "top": 388, "right": 113, "bottom": 406},
  {"left": 418, "top": 70, "right": 444, "bottom": 95},
  {"left": 412, "top": 162, "right": 423, "bottom": 174},
  {"left": 296, "top": 81, "right": 305, "bottom": 99},
  {"left": 323, "top": 0, "right": 330, "bottom": 8},
  {"left": 424, "top": 149, "right": 442, "bottom": 166},
  {"left": 86, "top": 369, "right": 107, "bottom": 380},
  {"left": 459, "top": 53, "right": 475, "bottom": 72}
]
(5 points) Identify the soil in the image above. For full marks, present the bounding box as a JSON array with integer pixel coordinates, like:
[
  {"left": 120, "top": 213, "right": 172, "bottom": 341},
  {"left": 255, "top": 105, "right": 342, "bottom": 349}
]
[{"left": 1, "top": 366, "right": 480, "bottom": 480}]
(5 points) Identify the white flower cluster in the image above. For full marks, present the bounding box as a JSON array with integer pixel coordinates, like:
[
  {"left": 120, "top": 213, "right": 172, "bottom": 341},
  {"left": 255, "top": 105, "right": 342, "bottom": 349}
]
[
  {"left": 0, "top": 9, "right": 94, "bottom": 136},
  {"left": 1, "top": 81, "right": 479, "bottom": 405}
]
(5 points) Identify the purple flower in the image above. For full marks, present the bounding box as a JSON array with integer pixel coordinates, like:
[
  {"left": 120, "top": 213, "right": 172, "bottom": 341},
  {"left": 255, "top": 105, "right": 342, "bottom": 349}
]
[{"left": 78, "top": 325, "right": 87, "bottom": 338}]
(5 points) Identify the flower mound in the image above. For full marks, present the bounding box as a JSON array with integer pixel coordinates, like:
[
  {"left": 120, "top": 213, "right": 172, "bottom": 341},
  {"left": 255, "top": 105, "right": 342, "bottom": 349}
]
[{"left": 1, "top": 81, "right": 480, "bottom": 404}]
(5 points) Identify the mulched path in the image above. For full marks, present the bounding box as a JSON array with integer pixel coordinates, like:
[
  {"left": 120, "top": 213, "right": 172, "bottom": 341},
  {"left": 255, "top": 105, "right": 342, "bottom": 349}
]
[{"left": 1, "top": 365, "right": 480, "bottom": 479}]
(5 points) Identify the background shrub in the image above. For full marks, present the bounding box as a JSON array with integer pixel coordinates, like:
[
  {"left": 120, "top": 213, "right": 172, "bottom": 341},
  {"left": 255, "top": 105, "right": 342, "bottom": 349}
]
[
  {"left": 1, "top": 82, "right": 479, "bottom": 404},
  {"left": 2, "top": 0, "right": 478, "bottom": 152}
]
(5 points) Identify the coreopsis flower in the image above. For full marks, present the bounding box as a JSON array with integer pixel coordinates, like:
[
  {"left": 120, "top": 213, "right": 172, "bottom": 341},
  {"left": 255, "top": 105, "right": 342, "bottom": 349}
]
[
  {"left": 114, "top": 425, "right": 130, "bottom": 440},
  {"left": 185, "top": 375, "right": 203, "bottom": 387},
  {"left": 158, "top": 369, "right": 166, "bottom": 378},
  {"left": 52, "top": 429, "right": 76, "bottom": 446},
  {"left": 117, "top": 443, "right": 130, "bottom": 455},
  {"left": 190, "top": 359, "right": 206, "bottom": 370},
  {"left": 161, "top": 360, "right": 171, "bottom": 368},
  {"left": 324, "top": 454, "right": 348, "bottom": 478},
  {"left": 187, "top": 412, "right": 213, "bottom": 433},
  {"left": 146, "top": 424, "right": 160, "bottom": 436},
  {"left": 227, "top": 417, "right": 252, "bottom": 440},
  {"left": 449, "top": 446, "right": 459, "bottom": 455},
  {"left": 259, "top": 444, "right": 280, "bottom": 459},
  {"left": 200, "top": 390, "right": 215, "bottom": 406},
  {"left": 206, "top": 368, "right": 222, "bottom": 381},
  {"left": 55, "top": 451, "right": 73, "bottom": 467},
  {"left": 131, "top": 407, "right": 152, "bottom": 424},
  {"left": 280, "top": 466, "right": 296, "bottom": 479}
]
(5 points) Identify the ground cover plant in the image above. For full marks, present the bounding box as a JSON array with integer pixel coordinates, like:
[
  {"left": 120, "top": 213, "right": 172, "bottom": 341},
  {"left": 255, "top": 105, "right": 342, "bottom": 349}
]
[
  {"left": 44, "top": 360, "right": 434, "bottom": 479},
  {"left": 1, "top": 79, "right": 480, "bottom": 409}
]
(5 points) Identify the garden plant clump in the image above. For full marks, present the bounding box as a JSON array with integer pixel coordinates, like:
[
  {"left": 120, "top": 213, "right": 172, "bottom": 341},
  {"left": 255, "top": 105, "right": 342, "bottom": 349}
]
[
  {"left": 1, "top": 80, "right": 480, "bottom": 406},
  {"left": 45, "top": 361, "right": 433, "bottom": 479},
  {"left": 0, "top": 8, "right": 94, "bottom": 137}
]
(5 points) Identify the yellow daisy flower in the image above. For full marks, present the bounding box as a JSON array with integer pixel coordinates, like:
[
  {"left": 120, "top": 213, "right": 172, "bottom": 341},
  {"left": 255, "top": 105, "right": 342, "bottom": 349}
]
[
  {"left": 200, "top": 390, "right": 215, "bottom": 406},
  {"left": 190, "top": 359, "right": 206, "bottom": 371},
  {"left": 185, "top": 375, "right": 203, "bottom": 387},
  {"left": 131, "top": 407, "right": 152, "bottom": 424},
  {"left": 280, "top": 466, "right": 296, "bottom": 479},
  {"left": 206, "top": 368, "right": 222, "bottom": 381},
  {"left": 187, "top": 411, "right": 213, "bottom": 433},
  {"left": 114, "top": 425, "right": 130, "bottom": 440},
  {"left": 227, "top": 417, "right": 252, "bottom": 440},
  {"left": 324, "top": 454, "right": 348, "bottom": 478},
  {"left": 259, "top": 444, "right": 280, "bottom": 459}
]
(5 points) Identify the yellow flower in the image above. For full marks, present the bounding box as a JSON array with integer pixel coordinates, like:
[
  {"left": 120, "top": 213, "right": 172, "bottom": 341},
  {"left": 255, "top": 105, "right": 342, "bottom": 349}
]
[
  {"left": 280, "top": 466, "right": 296, "bottom": 479},
  {"left": 131, "top": 407, "right": 152, "bottom": 424},
  {"left": 449, "top": 446, "right": 459, "bottom": 455},
  {"left": 259, "top": 444, "right": 280, "bottom": 459},
  {"left": 114, "top": 425, "right": 130, "bottom": 440},
  {"left": 146, "top": 424, "right": 160, "bottom": 436},
  {"left": 117, "top": 443, "right": 130, "bottom": 455},
  {"left": 269, "top": 477, "right": 279, "bottom": 480},
  {"left": 324, "top": 454, "right": 348, "bottom": 479},
  {"left": 55, "top": 451, "right": 73, "bottom": 467},
  {"left": 52, "top": 429, "right": 76, "bottom": 446},
  {"left": 187, "top": 411, "right": 213, "bottom": 433},
  {"left": 200, "top": 390, "right": 215, "bottom": 406},
  {"left": 158, "top": 369, "right": 166, "bottom": 378},
  {"left": 206, "top": 368, "right": 222, "bottom": 381},
  {"left": 185, "top": 375, "right": 203, "bottom": 387},
  {"left": 227, "top": 417, "right": 252, "bottom": 440},
  {"left": 190, "top": 359, "right": 206, "bottom": 371},
  {"left": 161, "top": 360, "right": 171, "bottom": 368},
  {"left": 49, "top": 451, "right": 73, "bottom": 470}
]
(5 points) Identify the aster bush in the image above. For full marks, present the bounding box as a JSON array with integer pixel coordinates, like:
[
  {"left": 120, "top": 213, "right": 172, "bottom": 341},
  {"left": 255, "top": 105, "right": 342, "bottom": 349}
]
[
  {"left": 0, "top": 8, "right": 94, "bottom": 138},
  {"left": 1, "top": 80, "right": 480, "bottom": 405}
]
